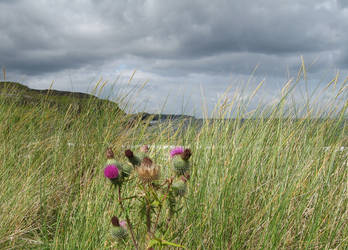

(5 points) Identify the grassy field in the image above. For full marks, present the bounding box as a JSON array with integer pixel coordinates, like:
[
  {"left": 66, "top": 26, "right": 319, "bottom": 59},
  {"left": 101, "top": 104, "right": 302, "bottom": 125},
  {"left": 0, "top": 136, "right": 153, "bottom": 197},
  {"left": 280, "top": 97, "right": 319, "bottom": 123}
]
[{"left": 0, "top": 80, "right": 347, "bottom": 249}]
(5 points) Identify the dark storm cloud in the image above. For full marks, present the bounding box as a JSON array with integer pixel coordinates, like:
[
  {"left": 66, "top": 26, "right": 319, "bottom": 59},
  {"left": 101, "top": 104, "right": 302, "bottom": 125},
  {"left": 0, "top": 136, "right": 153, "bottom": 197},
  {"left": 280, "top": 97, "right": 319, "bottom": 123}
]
[
  {"left": 0, "top": 0, "right": 120, "bottom": 75},
  {"left": 337, "top": 0, "right": 348, "bottom": 8},
  {"left": 1, "top": 0, "right": 347, "bottom": 78}
]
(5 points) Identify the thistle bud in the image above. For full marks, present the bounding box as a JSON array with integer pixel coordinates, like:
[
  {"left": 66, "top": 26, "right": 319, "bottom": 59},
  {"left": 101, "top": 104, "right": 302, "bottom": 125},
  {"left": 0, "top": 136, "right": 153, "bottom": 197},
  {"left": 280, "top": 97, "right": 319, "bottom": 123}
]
[
  {"left": 119, "top": 220, "right": 127, "bottom": 229},
  {"left": 181, "top": 149, "right": 192, "bottom": 161},
  {"left": 172, "top": 180, "right": 187, "bottom": 197},
  {"left": 124, "top": 149, "right": 134, "bottom": 158},
  {"left": 125, "top": 149, "right": 141, "bottom": 167},
  {"left": 139, "top": 145, "right": 150, "bottom": 160},
  {"left": 111, "top": 216, "right": 120, "bottom": 227},
  {"left": 110, "top": 216, "right": 128, "bottom": 241},
  {"left": 140, "top": 145, "right": 149, "bottom": 153},
  {"left": 121, "top": 163, "right": 133, "bottom": 178},
  {"left": 106, "top": 147, "right": 115, "bottom": 159}
]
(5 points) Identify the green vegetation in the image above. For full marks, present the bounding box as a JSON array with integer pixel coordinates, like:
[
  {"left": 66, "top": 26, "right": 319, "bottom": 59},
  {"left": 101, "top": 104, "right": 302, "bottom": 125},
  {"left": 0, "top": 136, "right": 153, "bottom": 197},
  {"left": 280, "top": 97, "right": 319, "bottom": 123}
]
[
  {"left": 0, "top": 80, "right": 347, "bottom": 249},
  {"left": 0, "top": 81, "right": 125, "bottom": 115}
]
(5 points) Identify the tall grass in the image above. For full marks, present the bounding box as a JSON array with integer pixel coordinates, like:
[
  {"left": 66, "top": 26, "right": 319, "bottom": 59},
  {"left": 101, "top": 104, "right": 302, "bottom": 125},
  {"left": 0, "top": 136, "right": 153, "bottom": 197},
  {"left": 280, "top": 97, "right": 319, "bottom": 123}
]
[{"left": 0, "top": 76, "right": 347, "bottom": 249}]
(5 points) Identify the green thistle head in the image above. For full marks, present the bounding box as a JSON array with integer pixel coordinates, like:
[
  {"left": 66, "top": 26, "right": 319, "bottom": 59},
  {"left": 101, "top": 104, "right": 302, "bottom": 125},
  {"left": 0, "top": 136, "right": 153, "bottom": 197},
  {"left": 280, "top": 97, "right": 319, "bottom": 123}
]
[
  {"left": 110, "top": 216, "right": 128, "bottom": 241},
  {"left": 121, "top": 163, "right": 133, "bottom": 178},
  {"left": 173, "top": 157, "right": 190, "bottom": 176},
  {"left": 172, "top": 180, "right": 187, "bottom": 197},
  {"left": 110, "top": 227, "right": 128, "bottom": 241}
]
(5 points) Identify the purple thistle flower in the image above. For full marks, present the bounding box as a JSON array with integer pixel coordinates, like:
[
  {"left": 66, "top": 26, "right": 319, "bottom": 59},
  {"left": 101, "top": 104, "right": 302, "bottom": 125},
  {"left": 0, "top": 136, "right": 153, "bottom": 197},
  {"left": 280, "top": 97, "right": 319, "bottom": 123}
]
[
  {"left": 119, "top": 220, "right": 127, "bottom": 229},
  {"left": 170, "top": 146, "right": 184, "bottom": 158},
  {"left": 104, "top": 165, "right": 119, "bottom": 179}
]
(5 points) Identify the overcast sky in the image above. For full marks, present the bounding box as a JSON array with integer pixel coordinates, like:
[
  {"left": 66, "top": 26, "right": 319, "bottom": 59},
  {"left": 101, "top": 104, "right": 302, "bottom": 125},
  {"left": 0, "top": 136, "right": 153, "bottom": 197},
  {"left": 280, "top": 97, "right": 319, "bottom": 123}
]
[{"left": 1, "top": 0, "right": 347, "bottom": 117}]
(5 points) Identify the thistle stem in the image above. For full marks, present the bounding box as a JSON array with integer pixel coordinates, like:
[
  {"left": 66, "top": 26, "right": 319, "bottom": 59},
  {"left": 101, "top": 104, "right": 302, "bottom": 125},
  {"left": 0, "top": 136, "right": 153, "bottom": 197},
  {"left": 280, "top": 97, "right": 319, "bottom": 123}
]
[
  {"left": 145, "top": 184, "right": 153, "bottom": 241},
  {"left": 118, "top": 185, "right": 139, "bottom": 250},
  {"left": 153, "top": 179, "right": 173, "bottom": 233},
  {"left": 152, "top": 204, "right": 162, "bottom": 234},
  {"left": 122, "top": 195, "right": 139, "bottom": 201},
  {"left": 146, "top": 203, "right": 152, "bottom": 237}
]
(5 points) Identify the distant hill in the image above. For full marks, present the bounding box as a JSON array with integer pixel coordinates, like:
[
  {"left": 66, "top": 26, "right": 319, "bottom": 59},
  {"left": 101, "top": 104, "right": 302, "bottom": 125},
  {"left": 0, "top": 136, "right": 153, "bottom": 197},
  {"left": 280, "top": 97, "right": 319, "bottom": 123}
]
[
  {"left": 0, "top": 81, "right": 125, "bottom": 115},
  {"left": 134, "top": 112, "right": 195, "bottom": 121},
  {"left": 0, "top": 81, "right": 199, "bottom": 127}
]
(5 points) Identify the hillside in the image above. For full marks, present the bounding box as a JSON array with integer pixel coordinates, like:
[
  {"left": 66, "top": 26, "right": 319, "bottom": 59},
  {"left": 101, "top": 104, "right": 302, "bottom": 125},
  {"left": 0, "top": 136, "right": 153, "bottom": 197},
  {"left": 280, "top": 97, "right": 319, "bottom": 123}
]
[
  {"left": 0, "top": 81, "right": 125, "bottom": 115},
  {"left": 0, "top": 81, "right": 203, "bottom": 133}
]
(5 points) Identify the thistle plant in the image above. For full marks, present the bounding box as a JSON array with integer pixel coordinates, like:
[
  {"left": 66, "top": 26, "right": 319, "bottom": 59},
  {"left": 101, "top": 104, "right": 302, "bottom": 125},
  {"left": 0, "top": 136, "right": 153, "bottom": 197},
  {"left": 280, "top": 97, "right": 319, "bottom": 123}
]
[
  {"left": 110, "top": 216, "right": 128, "bottom": 241},
  {"left": 103, "top": 146, "right": 192, "bottom": 249}
]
